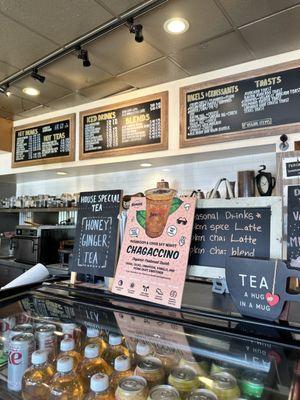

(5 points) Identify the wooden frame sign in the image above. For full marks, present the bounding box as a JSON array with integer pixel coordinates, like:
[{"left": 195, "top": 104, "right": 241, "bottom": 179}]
[
  {"left": 80, "top": 91, "right": 168, "bottom": 159},
  {"left": 12, "top": 114, "right": 75, "bottom": 168},
  {"left": 180, "top": 60, "right": 300, "bottom": 147}
]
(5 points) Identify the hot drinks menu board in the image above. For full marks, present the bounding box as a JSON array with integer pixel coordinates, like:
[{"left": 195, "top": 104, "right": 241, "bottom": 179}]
[
  {"left": 72, "top": 190, "right": 123, "bottom": 278},
  {"left": 80, "top": 92, "right": 168, "bottom": 159},
  {"left": 287, "top": 185, "right": 300, "bottom": 268},
  {"left": 189, "top": 207, "right": 271, "bottom": 269},
  {"left": 180, "top": 61, "right": 300, "bottom": 147},
  {"left": 12, "top": 114, "right": 75, "bottom": 167}
]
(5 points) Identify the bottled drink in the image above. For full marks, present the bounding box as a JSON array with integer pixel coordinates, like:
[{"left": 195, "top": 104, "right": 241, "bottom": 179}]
[
  {"left": 60, "top": 322, "right": 82, "bottom": 351},
  {"left": 22, "top": 350, "right": 55, "bottom": 400},
  {"left": 8, "top": 333, "right": 35, "bottom": 392},
  {"left": 35, "top": 324, "right": 57, "bottom": 363},
  {"left": 116, "top": 376, "right": 148, "bottom": 400},
  {"left": 84, "top": 373, "right": 114, "bottom": 399},
  {"left": 134, "top": 357, "right": 165, "bottom": 388},
  {"left": 58, "top": 338, "right": 82, "bottom": 371},
  {"left": 111, "top": 355, "right": 133, "bottom": 391},
  {"left": 104, "top": 333, "right": 129, "bottom": 367},
  {"left": 86, "top": 328, "right": 107, "bottom": 356},
  {"left": 79, "top": 344, "right": 113, "bottom": 394},
  {"left": 134, "top": 342, "right": 152, "bottom": 366},
  {"left": 49, "top": 356, "right": 83, "bottom": 399}
]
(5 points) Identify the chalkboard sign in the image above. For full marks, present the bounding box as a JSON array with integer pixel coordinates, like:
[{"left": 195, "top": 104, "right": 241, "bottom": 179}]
[
  {"left": 287, "top": 185, "right": 300, "bottom": 267},
  {"left": 72, "top": 190, "right": 122, "bottom": 277},
  {"left": 226, "top": 257, "right": 300, "bottom": 321},
  {"left": 80, "top": 92, "right": 168, "bottom": 159},
  {"left": 180, "top": 61, "right": 300, "bottom": 147},
  {"left": 188, "top": 198, "right": 282, "bottom": 280},
  {"left": 286, "top": 161, "right": 300, "bottom": 177},
  {"left": 12, "top": 114, "right": 75, "bottom": 167}
]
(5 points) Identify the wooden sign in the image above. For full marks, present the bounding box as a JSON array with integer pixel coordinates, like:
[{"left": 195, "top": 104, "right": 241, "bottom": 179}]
[
  {"left": 180, "top": 61, "right": 300, "bottom": 147},
  {"left": 226, "top": 257, "right": 300, "bottom": 321},
  {"left": 188, "top": 198, "right": 282, "bottom": 279},
  {"left": 80, "top": 92, "right": 168, "bottom": 159},
  {"left": 112, "top": 195, "right": 196, "bottom": 309},
  {"left": 288, "top": 185, "right": 300, "bottom": 268},
  {"left": 12, "top": 114, "right": 75, "bottom": 167},
  {"left": 71, "top": 190, "right": 122, "bottom": 278}
]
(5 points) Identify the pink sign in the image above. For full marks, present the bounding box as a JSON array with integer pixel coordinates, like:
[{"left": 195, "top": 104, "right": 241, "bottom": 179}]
[{"left": 112, "top": 195, "right": 196, "bottom": 308}]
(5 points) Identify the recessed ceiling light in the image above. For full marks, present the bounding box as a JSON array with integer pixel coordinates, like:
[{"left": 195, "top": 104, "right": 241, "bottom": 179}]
[
  {"left": 56, "top": 171, "right": 68, "bottom": 176},
  {"left": 6, "top": 91, "right": 11, "bottom": 97},
  {"left": 162, "top": 168, "right": 170, "bottom": 172},
  {"left": 23, "top": 87, "right": 40, "bottom": 96},
  {"left": 140, "top": 163, "right": 152, "bottom": 167},
  {"left": 164, "top": 18, "right": 189, "bottom": 34}
]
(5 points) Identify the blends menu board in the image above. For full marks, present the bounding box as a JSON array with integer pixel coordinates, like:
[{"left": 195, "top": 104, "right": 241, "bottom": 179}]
[
  {"left": 180, "top": 63, "right": 300, "bottom": 146},
  {"left": 287, "top": 185, "right": 300, "bottom": 267},
  {"left": 189, "top": 207, "right": 271, "bottom": 269},
  {"left": 80, "top": 92, "right": 168, "bottom": 159},
  {"left": 12, "top": 114, "right": 75, "bottom": 167}
]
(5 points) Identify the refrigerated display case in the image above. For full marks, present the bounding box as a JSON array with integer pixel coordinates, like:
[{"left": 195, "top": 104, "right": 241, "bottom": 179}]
[{"left": 0, "top": 281, "right": 299, "bottom": 399}]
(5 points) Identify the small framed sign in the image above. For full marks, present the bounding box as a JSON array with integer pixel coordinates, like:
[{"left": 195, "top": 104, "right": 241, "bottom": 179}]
[
  {"left": 12, "top": 114, "right": 75, "bottom": 168},
  {"left": 188, "top": 197, "right": 282, "bottom": 280},
  {"left": 80, "top": 91, "right": 168, "bottom": 159},
  {"left": 71, "top": 190, "right": 123, "bottom": 278}
]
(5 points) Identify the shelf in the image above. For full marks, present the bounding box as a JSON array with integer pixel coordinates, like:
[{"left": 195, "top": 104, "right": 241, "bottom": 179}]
[{"left": 0, "top": 207, "right": 77, "bottom": 213}]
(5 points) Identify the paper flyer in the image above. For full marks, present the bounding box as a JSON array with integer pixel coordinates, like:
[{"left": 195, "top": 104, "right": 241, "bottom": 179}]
[{"left": 112, "top": 192, "right": 196, "bottom": 308}]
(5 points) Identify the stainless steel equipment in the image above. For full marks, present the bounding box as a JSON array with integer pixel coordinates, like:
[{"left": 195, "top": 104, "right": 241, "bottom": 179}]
[{"left": 14, "top": 225, "right": 75, "bottom": 265}]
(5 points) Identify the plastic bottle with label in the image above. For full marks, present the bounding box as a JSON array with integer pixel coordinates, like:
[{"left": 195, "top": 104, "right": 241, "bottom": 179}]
[
  {"left": 110, "top": 355, "right": 133, "bottom": 391},
  {"left": 84, "top": 373, "right": 114, "bottom": 400},
  {"left": 86, "top": 328, "right": 107, "bottom": 356},
  {"left": 103, "top": 333, "right": 130, "bottom": 367},
  {"left": 22, "top": 350, "right": 55, "bottom": 400},
  {"left": 79, "top": 344, "right": 113, "bottom": 394},
  {"left": 58, "top": 338, "right": 82, "bottom": 371},
  {"left": 49, "top": 356, "right": 83, "bottom": 399},
  {"left": 134, "top": 342, "right": 153, "bottom": 366}
]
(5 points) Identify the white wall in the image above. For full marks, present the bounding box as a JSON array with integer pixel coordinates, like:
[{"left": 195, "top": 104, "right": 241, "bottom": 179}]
[{"left": 16, "top": 152, "right": 275, "bottom": 197}]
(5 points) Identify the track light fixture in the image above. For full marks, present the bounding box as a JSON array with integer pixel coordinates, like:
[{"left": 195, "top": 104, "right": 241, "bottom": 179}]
[
  {"left": 76, "top": 46, "right": 91, "bottom": 67},
  {"left": 31, "top": 68, "right": 45, "bottom": 83},
  {"left": 0, "top": 84, "right": 11, "bottom": 97},
  {"left": 128, "top": 17, "right": 144, "bottom": 43}
]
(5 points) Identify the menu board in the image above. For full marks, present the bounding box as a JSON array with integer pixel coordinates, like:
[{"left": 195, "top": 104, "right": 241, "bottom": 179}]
[
  {"left": 80, "top": 92, "right": 168, "bottom": 159},
  {"left": 287, "top": 185, "right": 300, "bottom": 267},
  {"left": 189, "top": 207, "right": 271, "bottom": 269},
  {"left": 72, "top": 190, "right": 122, "bottom": 278},
  {"left": 12, "top": 114, "right": 75, "bottom": 167},
  {"left": 180, "top": 62, "right": 300, "bottom": 146}
]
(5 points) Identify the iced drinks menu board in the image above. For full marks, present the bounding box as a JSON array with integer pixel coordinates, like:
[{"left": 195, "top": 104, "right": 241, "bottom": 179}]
[
  {"left": 180, "top": 63, "right": 300, "bottom": 146},
  {"left": 112, "top": 190, "right": 196, "bottom": 309},
  {"left": 80, "top": 92, "right": 168, "bottom": 159},
  {"left": 72, "top": 190, "right": 122, "bottom": 278},
  {"left": 12, "top": 114, "right": 75, "bottom": 167}
]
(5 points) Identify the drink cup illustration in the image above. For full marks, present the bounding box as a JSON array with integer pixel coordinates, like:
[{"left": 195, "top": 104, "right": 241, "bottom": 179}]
[{"left": 145, "top": 188, "right": 177, "bottom": 238}]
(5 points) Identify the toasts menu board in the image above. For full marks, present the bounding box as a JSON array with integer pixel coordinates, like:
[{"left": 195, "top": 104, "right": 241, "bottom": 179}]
[
  {"left": 180, "top": 61, "right": 300, "bottom": 147},
  {"left": 80, "top": 92, "right": 168, "bottom": 159},
  {"left": 12, "top": 114, "right": 75, "bottom": 167}
]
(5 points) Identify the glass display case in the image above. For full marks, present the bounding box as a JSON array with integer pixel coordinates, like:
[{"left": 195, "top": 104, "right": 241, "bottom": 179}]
[{"left": 0, "top": 283, "right": 299, "bottom": 399}]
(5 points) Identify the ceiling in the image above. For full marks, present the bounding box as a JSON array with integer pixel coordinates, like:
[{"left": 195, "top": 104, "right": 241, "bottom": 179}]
[{"left": 0, "top": 0, "right": 300, "bottom": 120}]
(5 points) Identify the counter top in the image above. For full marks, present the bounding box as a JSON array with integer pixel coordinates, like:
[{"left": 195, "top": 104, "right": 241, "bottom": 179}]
[{"left": 0, "top": 258, "right": 69, "bottom": 276}]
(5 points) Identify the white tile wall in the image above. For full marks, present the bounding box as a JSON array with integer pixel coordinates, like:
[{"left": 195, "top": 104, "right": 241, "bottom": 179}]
[{"left": 16, "top": 152, "right": 276, "bottom": 198}]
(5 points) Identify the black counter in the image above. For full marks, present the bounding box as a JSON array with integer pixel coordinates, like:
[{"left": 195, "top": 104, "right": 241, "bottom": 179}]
[{"left": 0, "top": 258, "right": 69, "bottom": 287}]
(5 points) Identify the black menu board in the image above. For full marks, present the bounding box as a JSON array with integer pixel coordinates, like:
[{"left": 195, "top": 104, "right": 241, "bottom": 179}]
[
  {"left": 189, "top": 207, "right": 271, "bottom": 269},
  {"left": 12, "top": 114, "right": 75, "bottom": 167},
  {"left": 80, "top": 92, "right": 168, "bottom": 159},
  {"left": 287, "top": 185, "right": 300, "bottom": 266},
  {"left": 180, "top": 63, "right": 300, "bottom": 146},
  {"left": 286, "top": 161, "right": 300, "bottom": 177},
  {"left": 72, "top": 190, "right": 123, "bottom": 277}
]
